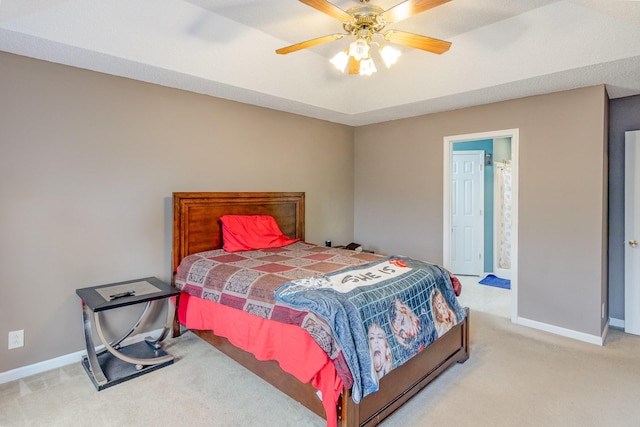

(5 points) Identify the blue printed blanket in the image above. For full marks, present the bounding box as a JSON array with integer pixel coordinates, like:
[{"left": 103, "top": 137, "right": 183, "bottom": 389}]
[{"left": 274, "top": 255, "right": 466, "bottom": 403}]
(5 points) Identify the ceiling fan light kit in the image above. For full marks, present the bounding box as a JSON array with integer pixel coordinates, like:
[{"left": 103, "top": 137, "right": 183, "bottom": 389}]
[
  {"left": 380, "top": 44, "right": 401, "bottom": 65},
  {"left": 349, "top": 37, "right": 370, "bottom": 61},
  {"left": 276, "top": 0, "right": 453, "bottom": 76}
]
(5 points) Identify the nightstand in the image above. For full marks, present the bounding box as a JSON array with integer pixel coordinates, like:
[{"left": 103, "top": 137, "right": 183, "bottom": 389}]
[{"left": 76, "top": 277, "right": 179, "bottom": 390}]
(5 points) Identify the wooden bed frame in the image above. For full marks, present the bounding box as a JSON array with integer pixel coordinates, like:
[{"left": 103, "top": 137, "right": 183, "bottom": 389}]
[{"left": 172, "top": 191, "right": 469, "bottom": 427}]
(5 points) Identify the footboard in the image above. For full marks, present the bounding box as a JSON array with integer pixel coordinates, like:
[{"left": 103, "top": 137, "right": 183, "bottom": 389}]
[
  {"left": 187, "top": 308, "right": 469, "bottom": 426},
  {"left": 339, "top": 308, "right": 469, "bottom": 426}
]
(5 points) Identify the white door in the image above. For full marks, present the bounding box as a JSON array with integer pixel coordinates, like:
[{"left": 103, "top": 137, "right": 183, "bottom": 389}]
[
  {"left": 625, "top": 130, "right": 640, "bottom": 335},
  {"left": 451, "top": 151, "right": 484, "bottom": 275}
]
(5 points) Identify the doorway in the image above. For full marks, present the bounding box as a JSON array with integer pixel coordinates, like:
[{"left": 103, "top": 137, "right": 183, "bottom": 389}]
[{"left": 443, "top": 129, "right": 519, "bottom": 322}]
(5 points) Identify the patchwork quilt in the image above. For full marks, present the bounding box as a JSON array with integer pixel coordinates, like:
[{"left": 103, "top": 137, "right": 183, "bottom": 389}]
[{"left": 174, "top": 241, "right": 381, "bottom": 385}]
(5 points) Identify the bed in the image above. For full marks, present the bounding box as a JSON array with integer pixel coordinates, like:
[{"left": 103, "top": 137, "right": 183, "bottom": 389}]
[{"left": 172, "top": 191, "right": 469, "bottom": 427}]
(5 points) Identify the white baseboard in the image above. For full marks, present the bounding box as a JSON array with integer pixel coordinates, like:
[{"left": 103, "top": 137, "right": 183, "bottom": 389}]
[
  {"left": 609, "top": 317, "right": 624, "bottom": 329},
  {"left": 0, "top": 350, "right": 85, "bottom": 384},
  {"left": 516, "top": 316, "right": 606, "bottom": 346},
  {"left": 0, "top": 328, "right": 164, "bottom": 385}
]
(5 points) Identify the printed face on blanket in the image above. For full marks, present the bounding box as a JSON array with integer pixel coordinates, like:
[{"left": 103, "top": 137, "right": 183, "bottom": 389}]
[
  {"left": 430, "top": 288, "right": 458, "bottom": 337},
  {"left": 387, "top": 299, "right": 437, "bottom": 359},
  {"left": 367, "top": 323, "right": 393, "bottom": 379}
]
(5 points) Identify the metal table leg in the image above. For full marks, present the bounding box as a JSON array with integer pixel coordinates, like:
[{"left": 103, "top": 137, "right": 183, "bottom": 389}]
[
  {"left": 93, "top": 300, "right": 174, "bottom": 368},
  {"left": 96, "top": 299, "right": 154, "bottom": 355},
  {"left": 81, "top": 301, "right": 108, "bottom": 387},
  {"left": 81, "top": 298, "right": 175, "bottom": 390},
  {"left": 144, "top": 296, "right": 176, "bottom": 349}
]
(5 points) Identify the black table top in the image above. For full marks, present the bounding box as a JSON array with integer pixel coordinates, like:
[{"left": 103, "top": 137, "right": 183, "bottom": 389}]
[{"left": 76, "top": 277, "right": 179, "bottom": 312}]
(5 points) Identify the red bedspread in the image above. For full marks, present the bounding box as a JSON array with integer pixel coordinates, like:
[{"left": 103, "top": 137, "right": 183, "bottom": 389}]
[{"left": 178, "top": 292, "right": 342, "bottom": 426}]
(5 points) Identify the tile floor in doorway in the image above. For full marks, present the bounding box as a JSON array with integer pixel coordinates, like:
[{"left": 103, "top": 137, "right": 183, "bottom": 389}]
[{"left": 455, "top": 274, "right": 511, "bottom": 319}]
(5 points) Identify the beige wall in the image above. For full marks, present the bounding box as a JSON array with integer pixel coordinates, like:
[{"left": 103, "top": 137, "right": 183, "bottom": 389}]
[
  {"left": 0, "top": 50, "right": 609, "bottom": 374},
  {"left": 0, "top": 52, "right": 355, "bottom": 373},
  {"left": 354, "top": 86, "right": 608, "bottom": 337}
]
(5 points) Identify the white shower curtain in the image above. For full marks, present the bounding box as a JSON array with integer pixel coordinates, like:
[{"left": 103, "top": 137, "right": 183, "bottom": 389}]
[{"left": 496, "top": 162, "right": 512, "bottom": 270}]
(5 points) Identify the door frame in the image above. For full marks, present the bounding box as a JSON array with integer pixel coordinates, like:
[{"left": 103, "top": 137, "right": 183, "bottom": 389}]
[
  {"left": 451, "top": 150, "right": 484, "bottom": 276},
  {"left": 443, "top": 129, "right": 519, "bottom": 322}
]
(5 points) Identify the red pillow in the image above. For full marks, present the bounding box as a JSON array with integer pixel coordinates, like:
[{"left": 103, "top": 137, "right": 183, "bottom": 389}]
[{"left": 220, "top": 215, "right": 300, "bottom": 252}]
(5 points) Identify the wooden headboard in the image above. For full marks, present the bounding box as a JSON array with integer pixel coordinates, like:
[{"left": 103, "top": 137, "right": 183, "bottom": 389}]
[{"left": 172, "top": 192, "right": 305, "bottom": 274}]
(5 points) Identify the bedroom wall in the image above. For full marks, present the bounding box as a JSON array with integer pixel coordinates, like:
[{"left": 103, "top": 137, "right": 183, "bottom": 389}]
[
  {"left": 0, "top": 52, "right": 355, "bottom": 374},
  {"left": 354, "top": 86, "right": 608, "bottom": 338},
  {"left": 609, "top": 94, "right": 640, "bottom": 322}
]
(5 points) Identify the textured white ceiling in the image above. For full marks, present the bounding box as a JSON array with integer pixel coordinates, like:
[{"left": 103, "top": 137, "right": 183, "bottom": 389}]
[{"left": 1, "top": 0, "right": 640, "bottom": 125}]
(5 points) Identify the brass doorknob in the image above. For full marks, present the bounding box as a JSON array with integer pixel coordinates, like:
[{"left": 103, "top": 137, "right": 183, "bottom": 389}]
[{"left": 630, "top": 240, "right": 639, "bottom": 248}]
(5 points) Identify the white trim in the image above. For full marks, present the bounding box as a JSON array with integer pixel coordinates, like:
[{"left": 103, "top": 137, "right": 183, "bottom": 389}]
[
  {"left": 516, "top": 316, "right": 607, "bottom": 346},
  {"left": 444, "top": 129, "right": 519, "bottom": 323},
  {"left": 0, "top": 328, "right": 164, "bottom": 384},
  {"left": 0, "top": 349, "right": 84, "bottom": 384},
  {"left": 610, "top": 317, "right": 625, "bottom": 329}
]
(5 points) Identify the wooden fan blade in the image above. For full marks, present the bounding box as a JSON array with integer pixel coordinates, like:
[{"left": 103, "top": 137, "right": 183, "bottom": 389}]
[
  {"left": 348, "top": 56, "right": 360, "bottom": 75},
  {"left": 276, "top": 34, "right": 344, "bottom": 55},
  {"left": 381, "top": 0, "right": 451, "bottom": 23},
  {"left": 299, "top": 0, "right": 353, "bottom": 22},
  {"left": 384, "top": 30, "right": 451, "bottom": 54}
]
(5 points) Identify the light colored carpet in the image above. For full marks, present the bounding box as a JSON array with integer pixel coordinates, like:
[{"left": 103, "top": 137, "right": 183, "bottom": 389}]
[{"left": 2, "top": 311, "right": 640, "bottom": 426}]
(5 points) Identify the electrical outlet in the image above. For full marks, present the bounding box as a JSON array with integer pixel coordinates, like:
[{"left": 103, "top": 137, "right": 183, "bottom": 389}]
[{"left": 8, "top": 330, "right": 24, "bottom": 350}]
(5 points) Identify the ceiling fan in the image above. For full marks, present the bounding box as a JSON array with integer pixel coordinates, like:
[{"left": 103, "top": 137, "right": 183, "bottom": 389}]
[{"left": 276, "top": 0, "right": 453, "bottom": 76}]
